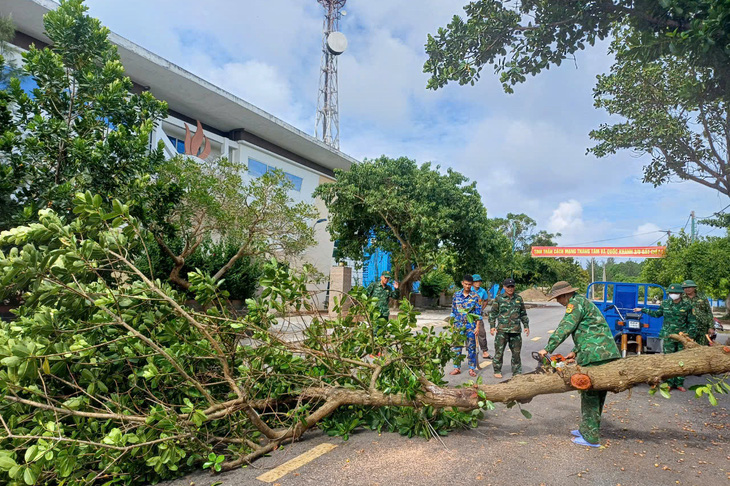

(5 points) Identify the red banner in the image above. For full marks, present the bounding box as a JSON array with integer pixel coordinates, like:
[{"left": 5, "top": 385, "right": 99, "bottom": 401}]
[{"left": 530, "top": 246, "right": 666, "bottom": 258}]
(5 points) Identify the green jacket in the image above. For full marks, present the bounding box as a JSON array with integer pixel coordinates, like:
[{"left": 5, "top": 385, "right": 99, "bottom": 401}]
[
  {"left": 683, "top": 294, "right": 713, "bottom": 336},
  {"left": 366, "top": 281, "right": 398, "bottom": 317},
  {"left": 642, "top": 298, "right": 695, "bottom": 338},
  {"left": 488, "top": 293, "right": 529, "bottom": 332},
  {"left": 545, "top": 294, "right": 620, "bottom": 366}
]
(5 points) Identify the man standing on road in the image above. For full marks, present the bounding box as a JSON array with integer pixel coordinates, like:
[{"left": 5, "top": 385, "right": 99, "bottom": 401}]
[
  {"left": 681, "top": 280, "right": 713, "bottom": 346},
  {"left": 634, "top": 283, "right": 695, "bottom": 391},
  {"left": 488, "top": 277, "right": 529, "bottom": 379},
  {"left": 472, "top": 274, "right": 492, "bottom": 359},
  {"left": 366, "top": 271, "right": 399, "bottom": 323},
  {"left": 539, "top": 281, "right": 620, "bottom": 448},
  {"left": 450, "top": 274, "right": 482, "bottom": 377}
]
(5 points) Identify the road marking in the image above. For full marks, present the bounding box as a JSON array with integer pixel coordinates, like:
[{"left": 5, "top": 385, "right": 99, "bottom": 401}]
[
  {"left": 548, "top": 329, "right": 555, "bottom": 334},
  {"left": 256, "top": 443, "right": 338, "bottom": 483},
  {"left": 531, "top": 336, "right": 542, "bottom": 341},
  {"left": 479, "top": 360, "right": 492, "bottom": 369}
]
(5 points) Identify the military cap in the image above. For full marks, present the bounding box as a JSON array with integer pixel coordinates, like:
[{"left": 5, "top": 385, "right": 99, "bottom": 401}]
[
  {"left": 502, "top": 277, "right": 516, "bottom": 287},
  {"left": 381, "top": 271, "right": 391, "bottom": 278},
  {"left": 472, "top": 274, "right": 483, "bottom": 282},
  {"left": 548, "top": 281, "right": 579, "bottom": 300},
  {"left": 681, "top": 280, "right": 697, "bottom": 288},
  {"left": 666, "top": 283, "right": 684, "bottom": 293}
]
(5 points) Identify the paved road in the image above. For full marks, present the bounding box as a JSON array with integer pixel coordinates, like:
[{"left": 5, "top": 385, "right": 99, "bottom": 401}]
[{"left": 163, "top": 305, "right": 730, "bottom": 486}]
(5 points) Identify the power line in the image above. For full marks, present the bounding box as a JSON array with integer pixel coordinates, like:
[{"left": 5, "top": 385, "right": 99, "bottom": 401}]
[
  {"left": 681, "top": 213, "right": 691, "bottom": 232},
  {"left": 695, "top": 203, "right": 730, "bottom": 221}
]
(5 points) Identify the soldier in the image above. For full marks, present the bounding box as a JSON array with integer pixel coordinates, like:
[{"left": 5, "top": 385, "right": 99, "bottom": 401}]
[
  {"left": 472, "top": 274, "right": 492, "bottom": 359},
  {"left": 539, "top": 281, "right": 620, "bottom": 448},
  {"left": 681, "top": 280, "right": 713, "bottom": 346},
  {"left": 365, "top": 271, "right": 399, "bottom": 321},
  {"left": 450, "top": 274, "right": 482, "bottom": 377},
  {"left": 634, "top": 283, "right": 695, "bottom": 391},
  {"left": 488, "top": 277, "right": 529, "bottom": 378}
]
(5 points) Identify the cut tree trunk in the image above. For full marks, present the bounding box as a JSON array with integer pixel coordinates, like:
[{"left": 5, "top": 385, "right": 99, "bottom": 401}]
[
  {"left": 297, "top": 335, "right": 730, "bottom": 410},
  {"left": 222, "top": 335, "right": 730, "bottom": 470}
]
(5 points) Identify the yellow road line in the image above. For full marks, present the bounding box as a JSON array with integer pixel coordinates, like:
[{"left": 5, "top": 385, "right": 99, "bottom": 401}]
[
  {"left": 548, "top": 329, "right": 555, "bottom": 334},
  {"left": 531, "top": 336, "right": 542, "bottom": 341},
  {"left": 479, "top": 360, "right": 493, "bottom": 369},
  {"left": 257, "top": 443, "right": 338, "bottom": 483}
]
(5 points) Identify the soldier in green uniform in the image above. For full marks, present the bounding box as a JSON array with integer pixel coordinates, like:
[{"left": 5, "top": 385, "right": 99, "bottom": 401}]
[
  {"left": 366, "top": 271, "right": 399, "bottom": 321},
  {"left": 539, "top": 281, "right": 620, "bottom": 448},
  {"left": 488, "top": 277, "right": 529, "bottom": 378},
  {"left": 682, "top": 280, "right": 713, "bottom": 346},
  {"left": 635, "top": 283, "right": 695, "bottom": 391}
]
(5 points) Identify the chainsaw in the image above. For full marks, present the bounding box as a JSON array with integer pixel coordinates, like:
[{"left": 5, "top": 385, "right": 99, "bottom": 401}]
[{"left": 531, "top": 352, "right": 569, "bottom": 373}]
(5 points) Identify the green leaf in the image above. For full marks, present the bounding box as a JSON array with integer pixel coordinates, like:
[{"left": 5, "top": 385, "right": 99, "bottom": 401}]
[
  {"left": 0, "top": 456, "right": 17, "bottom": 471},
  {"left": 660, "top": 389, "right": 671, "bottom": 399},
  {"left": 520, "top": 409, "right": 532, "bottom": 419},
  {"left": 23, "top": 466, "right": 38, "bottom": 485}
]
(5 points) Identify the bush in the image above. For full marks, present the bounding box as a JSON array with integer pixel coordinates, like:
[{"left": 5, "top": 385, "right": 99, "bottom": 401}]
[
  {"left": 137, "top": 236, "right": 262, "bottom": 301},
  {"left": 419, "top": 269, "right": 454, "bottom": 299}
]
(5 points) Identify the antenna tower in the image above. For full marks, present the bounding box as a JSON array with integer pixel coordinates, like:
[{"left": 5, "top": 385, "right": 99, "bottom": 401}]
[{"left": 315, "top": 0, "right": 347, "bottom": 149}]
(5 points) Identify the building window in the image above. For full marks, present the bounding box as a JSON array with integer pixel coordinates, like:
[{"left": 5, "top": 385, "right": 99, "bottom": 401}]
[
  {"left": 248, "top": 158, "right": 268, "bottom": 178},
  {"left": 248, "top": 157, "right": 302, "bottom": 192},
  {"left": 285, "top": 173, "right": 304, "bottom": 191},
  {"left": 167, "top": 136, "right": 185, "bottom": 154}
]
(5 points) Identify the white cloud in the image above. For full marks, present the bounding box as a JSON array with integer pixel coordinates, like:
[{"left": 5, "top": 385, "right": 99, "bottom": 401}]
[{"left": 548, "top": 200, "right": 585, "bottom": 235}]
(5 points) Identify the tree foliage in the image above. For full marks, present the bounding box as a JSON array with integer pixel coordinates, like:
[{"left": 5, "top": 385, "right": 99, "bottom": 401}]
[
  {"left": 424, "top": 1, "right": 730, "bottom": 199},
  {"left": 0, "top": 194, "right": 477, "bottom": 485},
  {"left": 314, "top": 156, "right": 507, "bottom": 291},
  {"left": 144, "top": 156, "right": 317, "bottom": 290},
  {"left": 424, "top": 0, "right": 730, "bottom": 97},
  {"left": 590, "top": 39, "right": 730, "bottom": 196},
  {"left": 0, "top": 0, "right": 168, "bottom": 231},
  {"left": 642, "top": 231, "right": 730, "bottom": 304},
  {"left": 491, "top": 213, "right": 588, "bottom": 289}
]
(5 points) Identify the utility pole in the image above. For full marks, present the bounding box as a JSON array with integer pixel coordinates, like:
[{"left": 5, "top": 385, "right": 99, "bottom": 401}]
[
  {"left": 591, "top": 258, "right": 595, "bottom": 300},
  {"left": 511, "top": 222, "right": 516, "bottom": 278},
  {"left": 690, "top": 210, "right": 696, "bottom": 242}
]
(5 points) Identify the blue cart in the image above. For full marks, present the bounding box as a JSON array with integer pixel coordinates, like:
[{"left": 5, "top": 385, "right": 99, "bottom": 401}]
[{"left": 586, "top": 281, "right": 666, "bottom": 357}]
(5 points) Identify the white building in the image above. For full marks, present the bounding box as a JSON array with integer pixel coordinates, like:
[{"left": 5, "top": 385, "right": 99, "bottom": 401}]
[{"left": 1, "top": 0, "right": 357, "bottom": 307}]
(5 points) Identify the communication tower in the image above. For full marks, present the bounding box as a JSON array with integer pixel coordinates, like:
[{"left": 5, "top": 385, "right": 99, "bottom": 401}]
[{"left": 315, "top": 0, "right": 347, "bottom": 149}]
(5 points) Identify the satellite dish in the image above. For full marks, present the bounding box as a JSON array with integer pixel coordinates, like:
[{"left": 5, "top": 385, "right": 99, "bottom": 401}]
[{"left": 326, "top": 31, "right": 348, "bottom": 55}]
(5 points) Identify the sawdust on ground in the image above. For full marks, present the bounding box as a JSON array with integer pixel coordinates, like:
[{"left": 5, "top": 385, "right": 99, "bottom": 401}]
[{"left": 519, "top": 287, "right": 549, "bottom": 302}]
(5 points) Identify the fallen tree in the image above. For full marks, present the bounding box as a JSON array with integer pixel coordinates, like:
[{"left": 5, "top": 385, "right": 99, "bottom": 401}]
[{"left": 0, "top": 195, "right": 728, "bottom": 484}]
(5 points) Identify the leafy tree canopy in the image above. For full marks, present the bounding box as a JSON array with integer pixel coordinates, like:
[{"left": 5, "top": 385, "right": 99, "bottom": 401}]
[
  {"left": 314, "top": 156, "right": 508, "bottom": 289},
  {"left": 143, "top": 156, "right": 317, "bottom": 290},
  {"left": 642, "top": 230, "right": 730, "bottom": 304},
  {"left": 589, "top": 38, "right": 730, "bottom": 196},
  {"left": 424, "top": 0, "right": 730, "bottom": 97},
  {"left": 0, "top": 0, "right": 168, "bottom": 230}
]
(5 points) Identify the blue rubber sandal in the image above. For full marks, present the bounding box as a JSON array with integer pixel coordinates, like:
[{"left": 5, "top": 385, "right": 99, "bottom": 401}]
[
  {"left": 571, "top": 430, "right": 582, "bottom": 437},
  {"left": 572, "top": 436, "right": 600, "bottom": 448}
]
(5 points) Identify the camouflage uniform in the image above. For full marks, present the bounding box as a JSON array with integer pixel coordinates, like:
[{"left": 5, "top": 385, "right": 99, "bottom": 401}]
[
  {"left": 451, "top": 289, "right": 482, "bottom": 370},
  {"left": 641, "top": 298, "right": 695, "bottom": 387},
  {"left": 683, "top": 295, "right": 713, "bottom": 346},
  {"left": 366, "top": 281, "right": 398, "bottom": 320},
  {"left": 488, "top": 293, "right": 529, "bottom": 374},
  {"left": 545, "top": 293, "right": 620, "bottom": 444}
]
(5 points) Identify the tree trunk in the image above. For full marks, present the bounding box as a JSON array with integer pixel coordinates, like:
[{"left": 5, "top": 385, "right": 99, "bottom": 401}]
[
  {"left": 220, "top": 335, "right": 730, "bottom": 470},
  {"left": 298, "top": 335, "right": 729, "bottom": 409},
  {"left": 398, "top": 267, "right": 423, "bottom": 298}
]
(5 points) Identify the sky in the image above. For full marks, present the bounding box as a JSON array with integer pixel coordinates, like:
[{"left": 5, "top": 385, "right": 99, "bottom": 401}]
[{"left": 85, "top": 0, "right": 727, "bottom": 253}]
